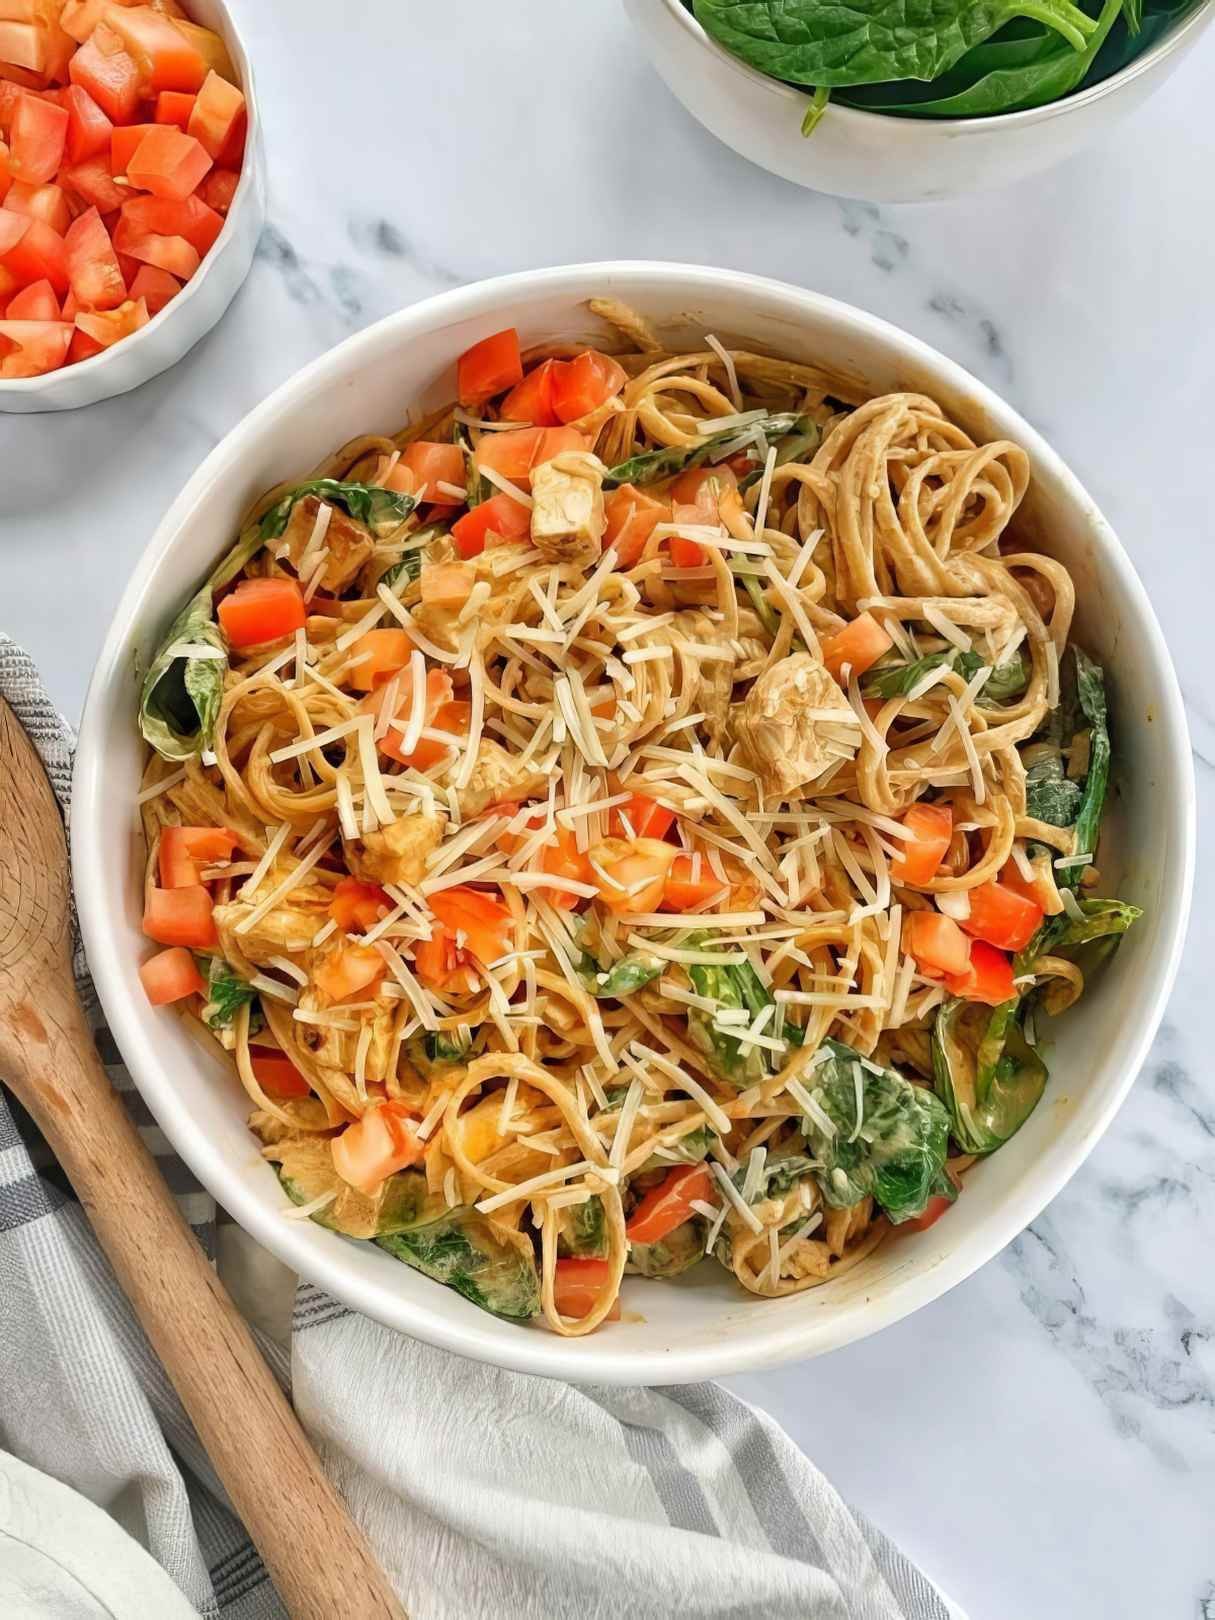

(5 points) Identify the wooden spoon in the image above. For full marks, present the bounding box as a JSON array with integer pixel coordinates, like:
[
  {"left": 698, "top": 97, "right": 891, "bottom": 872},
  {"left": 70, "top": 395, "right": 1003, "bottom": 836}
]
[{"left": 0, "top": 698, "right": 406, "bottom": 1620}]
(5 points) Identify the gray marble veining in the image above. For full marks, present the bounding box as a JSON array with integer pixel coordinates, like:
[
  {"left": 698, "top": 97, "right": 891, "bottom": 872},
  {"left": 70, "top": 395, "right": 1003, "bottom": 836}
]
[{"left": 0, "top": 3, "right": 1212, "bottom": 1614}]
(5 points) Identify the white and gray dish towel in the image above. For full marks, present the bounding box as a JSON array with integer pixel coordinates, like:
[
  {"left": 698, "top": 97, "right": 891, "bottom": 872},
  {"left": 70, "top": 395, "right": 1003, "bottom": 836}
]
[{"left": 0, "top": 633, "right": 963, "bottom": 1620}]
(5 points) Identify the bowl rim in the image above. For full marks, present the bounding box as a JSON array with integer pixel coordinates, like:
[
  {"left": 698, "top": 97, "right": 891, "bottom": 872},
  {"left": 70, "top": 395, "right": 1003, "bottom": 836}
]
[
  {"left": 0, "top": 0, "right": 260, "bottom": 398},
  {"left": 72, "top": 260, "right": 1197, "bottom": 1383},
  {"left": 657, "top": 0, "right": 1215, "bottom": 134}
]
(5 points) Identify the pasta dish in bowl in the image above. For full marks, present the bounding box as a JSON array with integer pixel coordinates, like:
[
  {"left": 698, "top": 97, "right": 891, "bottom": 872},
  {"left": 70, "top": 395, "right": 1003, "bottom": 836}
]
[{"left": 130, "top": 296, "right": 1144, "bottom": 1339}]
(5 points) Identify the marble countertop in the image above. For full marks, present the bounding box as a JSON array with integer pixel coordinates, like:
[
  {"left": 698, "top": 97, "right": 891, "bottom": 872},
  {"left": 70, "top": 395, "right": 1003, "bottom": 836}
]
[{"left": 3, "top": 2, "right": 1213, "bottom": 1614}]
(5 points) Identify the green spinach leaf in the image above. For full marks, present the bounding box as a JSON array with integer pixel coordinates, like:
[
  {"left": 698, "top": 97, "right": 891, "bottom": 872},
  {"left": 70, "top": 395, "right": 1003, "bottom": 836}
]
[
  {"left": 799, "top": 1040, "right": 951, "bottom": 1224},
  {"left": 1024, "top": 646, "right": 1110, "bottom": 885},
  {"left": 139, "top": 583, "right": 227, "bottom": 762},
  {"left": 630, "top": 1217, "right": 707, "bottom": 1277},
  {"left": 603, "top": 411, "right": 806, "bottom": 489},
  {"left": 558, "top": 1195, "right": 609, "bottom": 1259},
  {"left": 691, "top": 0, "right": 1098, "bottom": 89},
  {"left": 863, "top": 646, "right": 1027, "bottom": 703},
  {"left": 932, "top": 998, "right": 1047, "bottom": 1154},
  {"left": 685, "top": 937, "right": 780, "bottom": 1089},
  {"left": 200, "top": 958, "right": 260, "bottom": 1031},
  {"left": 377, "top": 1213, "right": 540, "bottom": 1321},
  {"left": 258, "top": 479, "right": 416, "bottom": 544}
]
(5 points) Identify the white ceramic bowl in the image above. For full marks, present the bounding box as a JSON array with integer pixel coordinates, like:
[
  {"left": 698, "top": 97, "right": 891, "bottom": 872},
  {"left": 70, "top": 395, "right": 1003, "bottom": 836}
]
[
  {"left": 73, "top": 262, "right": 1194, "bottom": 1383},
  {"left": 0, "top": 0, "right": 265, "bottom": 414},
  {"left": 624, "top": 0, "right": 1215, "bottom": 202}
]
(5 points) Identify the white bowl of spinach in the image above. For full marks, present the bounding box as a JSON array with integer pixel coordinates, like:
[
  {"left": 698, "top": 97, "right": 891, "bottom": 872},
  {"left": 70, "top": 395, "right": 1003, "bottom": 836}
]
[{"left": 625, "top": 0, "right": 1213, "bottom": 200}]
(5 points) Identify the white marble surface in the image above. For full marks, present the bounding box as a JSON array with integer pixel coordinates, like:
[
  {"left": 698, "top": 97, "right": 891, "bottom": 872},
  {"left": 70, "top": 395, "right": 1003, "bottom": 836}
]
[{"left": 3, "top": 3, "right": 1214, "bottom": 1615}]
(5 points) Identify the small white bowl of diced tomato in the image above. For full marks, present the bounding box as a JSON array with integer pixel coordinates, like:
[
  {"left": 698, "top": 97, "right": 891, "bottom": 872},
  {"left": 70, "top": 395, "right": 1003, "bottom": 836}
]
[{"left": 0, "top": 0, "right": 263, "bottom": 411}]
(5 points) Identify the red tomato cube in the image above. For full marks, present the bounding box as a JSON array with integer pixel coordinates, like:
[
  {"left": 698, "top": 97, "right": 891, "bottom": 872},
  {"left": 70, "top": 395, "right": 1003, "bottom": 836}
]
[
  {"left": 8, "top": 91, "right": 67, "bottom": 185},
  {"left": 0, "top": 205, "right": 67, "bottom": 293},
  {"left": 0, "top": 315, "right": 72, "bottom": 376},
  {"left": 196, "top": 165, "right": 236, "bottom": 216},
  {"left": 127, "top": 125, "right": 211, "bottom": 200},
  {"left": 154, "top": 89, "right": 195, "bottom": 130},
  {"left": 4, "top": 179, "right": 70, "bottom": 234},
  {"left": 68, "top": 26, "right": 142, "bottom": 125},
  {"left": 74, "top": 294, "right": 148, "bottom": 347},
  {"left": 126, "top": 261, "right": 178, "bottom": 311},
  {"left": 62, "top": 84, "right": 113, "bottom": 163},
  {"left": 185, "top": 69, "right": 243, "bottom": 160},
  {"left": 64, "top": 205, "right": 125, "bottom": 310},
  {"left": 5, "top": 275, "right": 58, "bottom": 319},
  {"left": 118, "top": 191, "right": 221, "bottom": 253}
]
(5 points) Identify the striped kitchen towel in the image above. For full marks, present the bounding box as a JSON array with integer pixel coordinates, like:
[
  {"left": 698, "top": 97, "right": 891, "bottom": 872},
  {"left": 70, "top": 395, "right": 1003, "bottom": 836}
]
[{"left": 0, "top": 634, "right": 962, "bottom": 1620}]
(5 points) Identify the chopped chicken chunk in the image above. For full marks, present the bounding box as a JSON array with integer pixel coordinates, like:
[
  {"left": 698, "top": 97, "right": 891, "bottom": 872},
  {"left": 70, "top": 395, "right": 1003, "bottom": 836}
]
[
  {"left": 212, "top": 865, "right": 331, "bottom": 970},
  {"left": 736, "top": 652, "right": 860, "bottom": 797},
  {"left": 344, "top": 813, "right": 441, "bottom": 888},
  {"left": 278, "top": 495, "right": 374, "bottom": 593},
  {"left": 456, "top": 739, "right": 548, "bottom": 819},
  {"left": 530, "top": 453, "right": 606, "bottom": 565}
]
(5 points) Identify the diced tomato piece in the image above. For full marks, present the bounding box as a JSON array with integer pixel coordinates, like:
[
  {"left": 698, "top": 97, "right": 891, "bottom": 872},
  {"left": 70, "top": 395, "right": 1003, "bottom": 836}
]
[
  {"left": 419, "top": 562, "right": 475, "bottom": 611},
  {"left": 540, "top": 825, "right": 595, "bottom": 910},
  {"left": 473, "top": 426, "right": 540, "bottom": 484},
  {"left": 62, "top": 85, "right": 112, "bottom": 164},
  {"left": 612, "top": 793, "right": 674, "bottom": 841},
  {"left": 126, "top": 125, "right": 211, "bottom": 200},
  {"left": 126, "top": 259, "right": 177, "bottom": 311},
  {"left": 553, "top": 1257, "right": 620, "bottom": 1322},
  {"left": 670, "top": 463, "right": 738, "bottom": 512},
  {"left": 118, "top": 190, "right": 221, "bottom": 253},
  {"left": 74, "top": 293, "right": 147, "bottom": 346},
  {"left": 347, "top": 627, "right": 413, "bottom": 693},
  {"left": 218, "top": 576, "right": 306, "bottom": 649},
  {"left": 196, "top": 163, "right": 236, "bottom": 216},
  {"left": 111, "top": 223, "right": 198, "bottom": 278},
  {"left": 943, "top": 939, "right": 1016, "bottom": 1007},
  {"left": 1000, "top": 855, "right": 1062, "bottom": 918},
  {"left": 0, "top": 314, "right": 70, "bottom": 374},
  {"left": 667, "top": 515, "right": 705, "bottom": 569},
  {"left": 661, "top": 853, "right": 727, "bottom": 911},
  {"left": 891, "top": 802, "right": 953, "bottom": 887},
  {"left": 110, "top": 121, "right": 160, "bottom": 175},
  {"left": 60, "top": 0, "right": 183, "bottom": 46},
  {"left": 103, "top": 5, "right": 207, "bottom": 92},
  {"left": 331, "top": 1101, "right": 424, "bottom": 1195},
  {"left": 604, "top": 483, "right": 668, "bottom": 567},
  {"left": 158, "top": 824, "right": 237, "bottom": 888},
  {"left": 185, "top": 67, "right": 243, "bottom": 159},
  {"left": 820, "top": 612, "right": 894, "bottom": 685},
  {"left": 389, "top": 697, "right": 468, "bottom": 771},
  {"left": 959, "top": 881, "right": 1043, "bottom": 953},
  {"left": 142, "top": 883, "right": 217, "bottom": 948},
  {"left": 904, "top": 910, "right": 971, "bottom": 978},
  {"left": 60, "top": 153, "right": 126, "bottom": 212},
  {"left": 139, "top": 945, "right": 205, "bottom": 1005},
  {"left": 500, "top": 357, "right": 559, "bottom": 425},
  {"left": 451, "top": 491, "right": 531, "bottom": 559},
  {"left": 249, "top": 1051, "right": 311, "bottom": 1100},
  {"left": 399, "top": 440, "right": 465, "bottom": 504},
  {"left": 360, "top": 665, "right": 458, "bottom": 767},
  {"left": 8, "top": 91, "right": 66, "bottom": 185},
  {"left": 457, "top": 326, "right": 522, "bottom": 407},
  {"left": 63, "top": 205, "right": 124, "bottom": 309},
  {"left": 5, "top": 179, "right": 69, "bottom": 233},
  {"left": 5, "top": 274, "right": 56, "bottom": 318},
  {"left": 154, "top": 88, "right": 195, "bottom": 128},
  {"left": 551, "top": 349, "right": 627, "bottom": 423},
  {"left": 68, "top": 26, "right": 142, "bottom": 125},
  {"left": 66, "top": 325, "right": 101, "bottom": 361},
  {"left": 0, "top": 204, "right": 66, "bottom": 291},
  {"left": 372, "top": 454, "right": 414, "bottom": 496},
  {"left": 169, "top": 17, "right": 236, "bottom": 85},
  {"left": 429, "top": 885, "right": 511, "bottom": 966},
  {"left": 592, "top": 836, "right": 676, "bottom": 915},
  {"left": 532, "top": 424, "right": 589, "bottom": 468},
  {"left": 0, "top": 139, "right": 11, "bottom": 205},
  {"left": 412, "top": 924, "right": 478, "bottom": 994},
  {"left": 905, "top": 1193, "right": 953, "bottom": 1233},
  {"left": 313, "top": 942, "right": 386, "bottom": 1004},
  {"left": 330, "top": 877, "right": 392, "bottom": 933},
  {"left": 626, "top": 1163, "right": 713, "bottom": 1245}
]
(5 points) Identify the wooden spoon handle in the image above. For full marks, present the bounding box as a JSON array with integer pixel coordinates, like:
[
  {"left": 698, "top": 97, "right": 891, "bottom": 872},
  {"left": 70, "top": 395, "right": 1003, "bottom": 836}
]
[{"left": 5, "top": 987, "right": 406, "bottom": 1620}]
